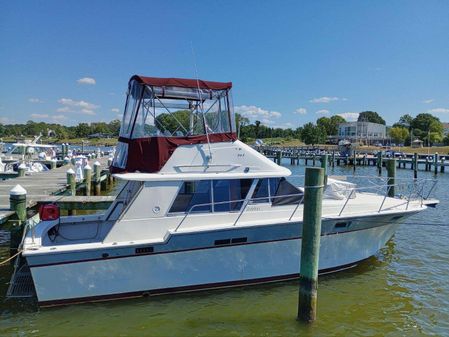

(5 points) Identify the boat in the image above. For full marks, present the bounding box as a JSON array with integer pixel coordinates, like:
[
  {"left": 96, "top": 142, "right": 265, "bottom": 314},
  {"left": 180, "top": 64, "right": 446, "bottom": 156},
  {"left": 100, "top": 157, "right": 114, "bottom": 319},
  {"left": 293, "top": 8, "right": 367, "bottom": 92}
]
[{"left": 10, "top": 75, "right": 438, "bottom": 306}]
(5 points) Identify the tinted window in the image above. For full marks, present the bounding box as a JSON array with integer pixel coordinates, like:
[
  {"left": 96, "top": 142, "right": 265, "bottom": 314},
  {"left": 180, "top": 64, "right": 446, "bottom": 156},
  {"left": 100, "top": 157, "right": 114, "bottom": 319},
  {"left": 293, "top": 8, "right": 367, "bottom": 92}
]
[
  {"left": 213, "top": 179, "right": 252, "bottom": 212},
  {"left": 252, "top": 178, "right": 269, "bottom": 203},
  {"left": 271, "top": 178, "right": 303, "bottom": 206},
  {"left": 169, "top": 181, "right": 211, "bottom": 213}
]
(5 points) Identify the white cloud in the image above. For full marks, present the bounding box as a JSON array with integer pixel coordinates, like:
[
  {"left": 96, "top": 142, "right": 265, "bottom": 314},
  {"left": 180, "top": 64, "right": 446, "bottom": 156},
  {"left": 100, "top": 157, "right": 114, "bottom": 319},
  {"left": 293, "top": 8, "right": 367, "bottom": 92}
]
[
  {"left": 294, "top": 107, "right": 307, "bottom": 115},
  {"left": 77, "top": 77, "right": 96, "bottom": 85},
  {"left": 316, "top": 109, "right": 330, "bottom": 115},
  {"left": 272, "top": 122, "right": 295, "bottom": 129},
  {"left": 28, "top": 98, "right": 44, "bottom": 103},
  {"left": 234, "top": 105, "right": 282, "bottom": 122},
  {"left": 30, "top": 113, "right": 49, "bottom": 119},
  {"left": 338, "top": 112, "right": 359, "bottom": 121},
  {"left": 81, "top": 108, "right": 96, "bottom": 115},
  {"left": 57, "top": 106, "right": 72, "bottom": 113},
  {"left": 310, "top": 96, "right": 345, "bottom": 103},
  {"left": 422, "top": 99, "right": 434, "bottom": 104},
  {"left": 111, "top": 108, "right": 120, "bottom": 113},
  {"left": 428, "top": 108, "right": 449, "bottom": 114},
  {"left": 57, "top": 98, "right": 99, "bottom": 115}
]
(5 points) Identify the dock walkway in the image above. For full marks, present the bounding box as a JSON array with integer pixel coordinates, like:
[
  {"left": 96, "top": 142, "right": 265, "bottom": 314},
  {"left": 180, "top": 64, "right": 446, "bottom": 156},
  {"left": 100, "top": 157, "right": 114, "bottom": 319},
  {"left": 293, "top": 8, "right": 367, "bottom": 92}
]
[{"left": 0, "top": 157, "right": 111, "bottom": 224}]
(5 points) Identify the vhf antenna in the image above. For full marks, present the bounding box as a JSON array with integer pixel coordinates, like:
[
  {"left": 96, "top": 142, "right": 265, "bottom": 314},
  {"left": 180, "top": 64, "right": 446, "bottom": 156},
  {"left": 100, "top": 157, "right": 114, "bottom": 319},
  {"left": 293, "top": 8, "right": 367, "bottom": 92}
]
[{"left": 191, "top": 41, "right": 213, "bottom": 162}]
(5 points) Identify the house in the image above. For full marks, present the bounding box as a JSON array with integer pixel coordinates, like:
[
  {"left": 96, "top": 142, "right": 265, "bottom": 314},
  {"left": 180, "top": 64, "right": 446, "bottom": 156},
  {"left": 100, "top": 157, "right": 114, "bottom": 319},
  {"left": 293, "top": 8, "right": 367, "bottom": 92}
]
[
  {"left": 337, "top": 121, "right": 387, "bottom": 145},
  {"left": 411, "top": 139, "right": 423, "bottom": 148}
]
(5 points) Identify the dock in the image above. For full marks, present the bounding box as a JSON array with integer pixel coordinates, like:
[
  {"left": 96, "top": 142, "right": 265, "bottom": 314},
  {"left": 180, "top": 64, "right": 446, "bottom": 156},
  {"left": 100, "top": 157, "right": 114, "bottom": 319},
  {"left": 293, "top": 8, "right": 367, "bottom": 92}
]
[{"left": 0, "top": 156, "right": 114, "bottom": 225}]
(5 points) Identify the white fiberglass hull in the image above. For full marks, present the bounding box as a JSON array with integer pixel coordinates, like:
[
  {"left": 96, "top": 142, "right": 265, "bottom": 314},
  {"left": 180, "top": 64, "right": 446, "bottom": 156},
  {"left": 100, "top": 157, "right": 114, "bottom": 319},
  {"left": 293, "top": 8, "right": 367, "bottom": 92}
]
[{"left": 29, "top": 222, "right": 399, "bottom": 306}]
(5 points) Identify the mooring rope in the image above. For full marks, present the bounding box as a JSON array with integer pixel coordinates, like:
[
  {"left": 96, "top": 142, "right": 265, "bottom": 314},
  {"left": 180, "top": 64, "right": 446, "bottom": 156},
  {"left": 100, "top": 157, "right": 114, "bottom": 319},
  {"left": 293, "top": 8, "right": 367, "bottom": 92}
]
[{"left": 0, "top": 249, "right": 23, "bottom": 267}]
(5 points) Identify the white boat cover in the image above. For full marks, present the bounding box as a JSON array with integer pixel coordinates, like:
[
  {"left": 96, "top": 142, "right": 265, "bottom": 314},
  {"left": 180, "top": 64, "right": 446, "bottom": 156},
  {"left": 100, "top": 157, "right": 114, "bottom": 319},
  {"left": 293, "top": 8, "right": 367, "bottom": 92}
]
[{"left": 324, "top": 178, "right": 357, "bottom": 200}]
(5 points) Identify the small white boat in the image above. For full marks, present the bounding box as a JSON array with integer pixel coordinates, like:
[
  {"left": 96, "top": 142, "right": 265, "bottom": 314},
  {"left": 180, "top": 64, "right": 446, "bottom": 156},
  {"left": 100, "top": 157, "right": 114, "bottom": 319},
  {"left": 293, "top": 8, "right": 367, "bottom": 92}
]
[{"left": 11, "top": 75, "right": 437, "bottom": 306}]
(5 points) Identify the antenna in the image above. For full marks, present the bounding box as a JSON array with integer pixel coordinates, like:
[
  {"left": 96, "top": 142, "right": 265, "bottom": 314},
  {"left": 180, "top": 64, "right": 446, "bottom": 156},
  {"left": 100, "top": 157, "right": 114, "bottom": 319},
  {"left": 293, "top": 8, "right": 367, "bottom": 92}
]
[{"left": 191, "top": 41, "right": 213, "bottom": 162}]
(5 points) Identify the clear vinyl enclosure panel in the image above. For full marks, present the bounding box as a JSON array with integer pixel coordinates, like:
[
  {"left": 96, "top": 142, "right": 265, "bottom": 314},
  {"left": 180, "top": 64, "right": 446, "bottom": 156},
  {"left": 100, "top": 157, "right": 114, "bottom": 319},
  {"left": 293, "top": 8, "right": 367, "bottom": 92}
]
[{"left": 119, "top": 79, "right": 236, "bottom": 139}]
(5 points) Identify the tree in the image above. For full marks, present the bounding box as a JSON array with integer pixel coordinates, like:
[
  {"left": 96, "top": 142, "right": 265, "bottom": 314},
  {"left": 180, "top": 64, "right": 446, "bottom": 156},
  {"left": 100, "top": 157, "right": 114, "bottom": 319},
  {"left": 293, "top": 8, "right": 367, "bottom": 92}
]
[
  {"left": 358, "top": 111, "right": 386, "bottom": 125},
  {"left": 300, "top": 123, "right": 327, "bottom": 145},
  {"left": 389, "top": 127, "right": 409, "bottom": 144},
  {"left": 398, "top": 114, "right": 413, "bottom": 128},
  {"left": 254, "top": 120, "right": 261, "bottom": 139},
  {"left": 411, "top": 113, "right": 443, "bottom": 146},
  {"left": 316, "top": 115, "right": 346, "bottom": 136},
  {"left": 155, "top": 110, "right": 190, "bottom": 135}
]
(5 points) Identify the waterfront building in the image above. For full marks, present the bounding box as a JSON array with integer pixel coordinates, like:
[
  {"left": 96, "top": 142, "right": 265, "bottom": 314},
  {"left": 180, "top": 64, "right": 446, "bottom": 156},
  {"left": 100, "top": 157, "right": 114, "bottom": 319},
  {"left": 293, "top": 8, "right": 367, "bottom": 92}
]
[{"left": 337, "top": 121, "right": 387, "bottom": 145}]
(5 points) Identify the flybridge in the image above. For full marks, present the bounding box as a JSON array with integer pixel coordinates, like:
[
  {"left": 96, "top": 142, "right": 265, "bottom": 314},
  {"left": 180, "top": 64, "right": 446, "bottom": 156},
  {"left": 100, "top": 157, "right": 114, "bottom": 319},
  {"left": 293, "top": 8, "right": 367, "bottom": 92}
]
[{"left": 111, "top": 75, "right": 237, "bottom": 174}]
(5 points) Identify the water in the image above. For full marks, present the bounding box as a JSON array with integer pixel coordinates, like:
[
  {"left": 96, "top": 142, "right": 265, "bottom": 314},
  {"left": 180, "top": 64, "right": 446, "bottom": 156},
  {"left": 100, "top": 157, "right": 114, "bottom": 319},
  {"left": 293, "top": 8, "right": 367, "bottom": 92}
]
[{"left": 1, "top": 163, "right": 449, "bottom": 336}]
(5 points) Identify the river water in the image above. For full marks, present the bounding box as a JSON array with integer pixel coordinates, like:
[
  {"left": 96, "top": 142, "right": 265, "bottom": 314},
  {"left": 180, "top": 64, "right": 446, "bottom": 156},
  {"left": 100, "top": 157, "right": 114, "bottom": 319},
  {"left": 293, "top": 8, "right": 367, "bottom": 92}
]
[{"left": 1, "top": 162, "right": 448, "bottom": 336}]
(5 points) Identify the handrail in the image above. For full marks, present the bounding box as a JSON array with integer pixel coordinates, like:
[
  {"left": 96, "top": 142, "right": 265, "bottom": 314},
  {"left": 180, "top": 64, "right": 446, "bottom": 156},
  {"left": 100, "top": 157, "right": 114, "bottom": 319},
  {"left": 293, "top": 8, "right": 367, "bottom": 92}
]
[
  {"left": 174, "top": 192, "right": 306, "bottom": 232},
  {"left": 174, "top": 178, "right": 437, "bottom": 232}
]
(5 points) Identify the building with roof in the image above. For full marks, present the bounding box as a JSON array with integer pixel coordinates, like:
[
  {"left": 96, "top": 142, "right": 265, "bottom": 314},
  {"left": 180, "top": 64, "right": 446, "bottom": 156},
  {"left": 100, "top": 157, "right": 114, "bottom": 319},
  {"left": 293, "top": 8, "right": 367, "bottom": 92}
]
[{"left": 337, "top": 121, "right": 387, "bottom": 145}]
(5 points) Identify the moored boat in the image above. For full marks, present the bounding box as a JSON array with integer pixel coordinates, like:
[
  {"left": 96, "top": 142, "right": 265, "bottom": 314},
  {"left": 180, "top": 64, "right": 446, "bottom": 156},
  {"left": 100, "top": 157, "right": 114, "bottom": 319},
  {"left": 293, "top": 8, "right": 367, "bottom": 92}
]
[{"left": 10, "top": 75, "right": 438, "bottom": 306}]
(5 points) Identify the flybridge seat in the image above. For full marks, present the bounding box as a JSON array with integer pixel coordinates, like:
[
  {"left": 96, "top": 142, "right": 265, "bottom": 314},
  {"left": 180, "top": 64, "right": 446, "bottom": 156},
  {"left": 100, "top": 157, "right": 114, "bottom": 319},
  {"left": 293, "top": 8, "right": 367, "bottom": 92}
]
[{"left": 111, "top": 75, "right": 236, "bottom": 174}]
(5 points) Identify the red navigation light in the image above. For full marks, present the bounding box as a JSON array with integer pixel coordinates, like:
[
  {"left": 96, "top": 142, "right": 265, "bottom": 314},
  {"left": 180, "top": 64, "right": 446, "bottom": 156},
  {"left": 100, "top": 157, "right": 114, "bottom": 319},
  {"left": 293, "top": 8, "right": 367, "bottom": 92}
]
[{"left": 39, "top": 203, "right": 60, "bottom": 221}]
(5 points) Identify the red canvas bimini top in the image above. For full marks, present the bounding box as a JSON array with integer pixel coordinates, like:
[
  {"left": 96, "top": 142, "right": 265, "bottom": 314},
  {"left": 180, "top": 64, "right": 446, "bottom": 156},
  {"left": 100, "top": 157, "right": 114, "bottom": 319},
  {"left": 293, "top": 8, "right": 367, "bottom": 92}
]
[{"left": 130, "top": 75, "right": 232, "bottom": 90}]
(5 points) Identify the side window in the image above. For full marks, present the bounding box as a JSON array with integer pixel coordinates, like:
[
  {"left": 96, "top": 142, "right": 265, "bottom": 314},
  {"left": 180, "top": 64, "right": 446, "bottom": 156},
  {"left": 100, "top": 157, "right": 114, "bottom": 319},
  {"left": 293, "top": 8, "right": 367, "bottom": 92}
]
[
  {"left": 252, "top": 178, "right": 270, "bottom": 203},
  {"left": 213, "top": 179, "right": 252, "bottom": 212},
  {"left": 169, "top": 181, "right": 212, "bottom": 213},
  {"left": 271, "top": 178, "right": 303, "bottom": 206}
]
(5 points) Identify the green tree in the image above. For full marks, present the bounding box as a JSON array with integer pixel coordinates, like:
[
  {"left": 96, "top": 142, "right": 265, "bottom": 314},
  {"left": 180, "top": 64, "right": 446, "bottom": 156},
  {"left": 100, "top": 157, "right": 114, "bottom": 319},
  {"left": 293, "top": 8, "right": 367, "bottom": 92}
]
[
  {"left": 316, "top": 115, "right": 346, "bottom": 136},
  {"left": 358, "top": 111, "right": 386, "bottom": 125},
  {"left": 300, "top": 123, "right": 327, "bottom": 145},
  {"left": 389, "top": 127, "right": 409, "bottom": 144},
  {"left": 411, "top": 113, "right": 443, "bottom": 146},
  {"left": 155, "top": 110, "right": 191, "bottom": 135}
]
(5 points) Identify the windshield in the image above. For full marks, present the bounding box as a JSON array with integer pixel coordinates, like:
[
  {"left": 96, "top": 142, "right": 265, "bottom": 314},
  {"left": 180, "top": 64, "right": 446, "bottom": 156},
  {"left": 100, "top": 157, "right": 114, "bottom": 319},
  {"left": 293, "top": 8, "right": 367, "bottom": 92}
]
[{"left": 119, "top": 79, "right": 235, "bottom": 139}]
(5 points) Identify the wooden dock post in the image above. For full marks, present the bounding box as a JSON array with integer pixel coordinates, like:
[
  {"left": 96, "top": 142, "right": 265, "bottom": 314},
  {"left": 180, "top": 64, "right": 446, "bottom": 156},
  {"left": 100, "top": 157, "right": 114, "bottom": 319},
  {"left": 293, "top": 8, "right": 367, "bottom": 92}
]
[
  {"left": 386, "top": 159, "right": 396, "bottom": 198},
  {"left": 441, "top": 157, "right": 445, "bottom": 173},
  {"left": 94, "top": 161, "right": 101, "bottom": 196},
  {"left": 17, "top": 163, "right": 27, "bottom": 177},
  {"left": 50, "top": 159, "right": 57, "bottom": 170},
  {"left": 413, "top": 153, "right": 418, "bottom": 179},
  {"left": 425, "top": 157, "right": 429, "bottom": 171},
  {"left": 9, "top": 184, "right": 27, "bottom": 257},
  {"left": 377, "top": 152, "right": 382, "bottom": 175},
  {"left": 331, "top": 151, "right": 335, "bottom": 168},
  {"left": 434, "top": 153, "right": 439, "bottom": 175},
  {"left": 320, "top": 154, "right": 328, "bottom": 185},
  {"left": 84, "top": 164, "right": 92, "bottom": 196},
  {"left": 352, "top": 151, "right": 356, "bottom": 172},
  {"left": 298, "top": 167, "right": 324, "bottom": 323},
  {"left": 63, "top": 156, "right": 70, "bottom": 166},
  {"left": 276, "top": 151, "right": 282, "bottom": 165},
  {"left": 66, "top": 168, "right": 76, "bottom": 196}
]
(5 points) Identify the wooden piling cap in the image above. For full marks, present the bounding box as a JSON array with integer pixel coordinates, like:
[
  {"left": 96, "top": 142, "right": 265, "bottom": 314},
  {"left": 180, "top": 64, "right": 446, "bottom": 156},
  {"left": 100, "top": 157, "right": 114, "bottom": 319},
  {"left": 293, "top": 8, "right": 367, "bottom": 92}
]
[
  {"left": 66, "top": 168, "right": 75, "bottom": 174},
  {"left": 84, "top": 164, "right": 92, "bottom": 170},
  {"left": 18, "top": 163, "right": 27, "bottom": 169},
  {"left": 10, "top": 184, "right": 27, "bottom": 196},
  {"left": 94, "top": 161, "right": 101, "bottom": 166}
]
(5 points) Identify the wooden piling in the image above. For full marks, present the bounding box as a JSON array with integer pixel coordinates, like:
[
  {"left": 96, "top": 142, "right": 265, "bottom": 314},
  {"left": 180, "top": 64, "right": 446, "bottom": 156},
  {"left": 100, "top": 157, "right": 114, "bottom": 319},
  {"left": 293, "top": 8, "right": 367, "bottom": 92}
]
[
  {"left": 353, "top": 151, "right": 356, "bottom": 172},
  {"left": 66, "top": 168, "right": 76, "bottom": 196},
  {"left": 18, "top": 163, "right": 27, "bottom": 177},
  {"left": 331, "top": 151, "right": 335, "bottom": 168},
  {"left": 9, "top": 185, "right": 27, "bottom": 257},
  {"left": 84, "top": 164, "right": 92, "bottom": 196},
  {"left": 413, "top": 153, "right": 418, "bottom": 179},
  {"left": 320, "top": 154, "right": 328, "bottom": 185},
  {"left": 94, "top": 161, "right": 101, "bottom": 196},
  {"left": 377, "top": 152, "right": 382, "bottom": 175},
  {"left": 50, "top": 159, "right": 57, "bottom": 170},
  {"left": 276, "top": 151, "right": 282, "bottom": 165},
  {"left": 386, "top": 159, "right": 396, "bottom": 198},
  {"left": 441, "top": 157, "right": 445, "bottom": 173},
  {"left": 434, "top": 153, "right": 439, "bottom": 175},
  {"left": 298, "top": 167, "right": 324, "bottom": 323}
]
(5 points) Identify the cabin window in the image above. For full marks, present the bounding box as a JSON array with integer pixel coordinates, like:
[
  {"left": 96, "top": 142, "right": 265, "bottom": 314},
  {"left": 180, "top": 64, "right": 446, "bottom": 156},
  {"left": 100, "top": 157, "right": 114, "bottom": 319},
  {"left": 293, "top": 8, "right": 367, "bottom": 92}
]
[
  {"left": 169, "top": 180, "right": 212, "bottom": 213},
  {"left": 251, "top": 178, "right": 303, "bottom": 206},
  {"left": 213, "top": 179, "right": 252, "bottom": 212},
  {"left": 169, "top": 179, "right": 253, "bottom": 213},
  {"left": 271, "top": 178, "right": 303, "bottom": 206}
]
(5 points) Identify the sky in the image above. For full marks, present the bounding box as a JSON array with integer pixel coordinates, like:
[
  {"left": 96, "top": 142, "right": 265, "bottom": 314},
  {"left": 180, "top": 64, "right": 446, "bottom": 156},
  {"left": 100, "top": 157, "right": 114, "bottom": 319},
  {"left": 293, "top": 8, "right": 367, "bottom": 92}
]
[{"left": 1, "top": 0, "right": 449, "bottom": 128}]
